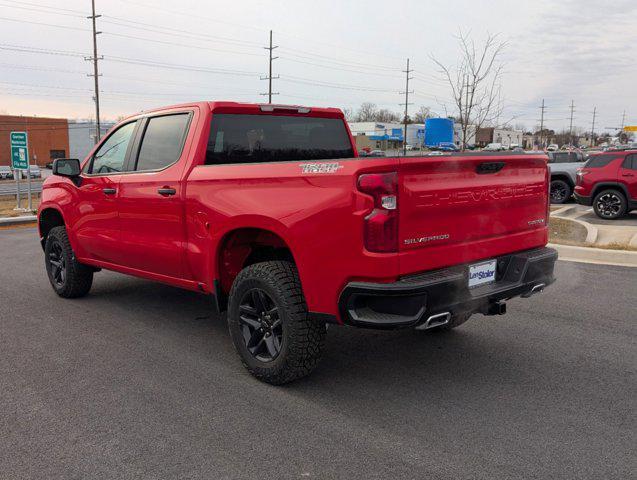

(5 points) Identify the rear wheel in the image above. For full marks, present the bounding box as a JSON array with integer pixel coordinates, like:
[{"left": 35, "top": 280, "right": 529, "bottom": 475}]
[
  {"left": 593, "top": 189, "right": 627, "bottom": 219},
  {"left": 550, "top": 179, "right": 572, "bottom": 204},
  {"left": 227, "top": 261, "right": 326, "bottom": 384},
  {"left": 45, "top": 226, "right": 93, "bottom": 298}
]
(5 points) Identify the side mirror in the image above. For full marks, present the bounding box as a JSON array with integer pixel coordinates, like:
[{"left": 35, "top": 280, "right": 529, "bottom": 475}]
[{"left": 52, "top": 158, "right": 81, "bottom": 177}]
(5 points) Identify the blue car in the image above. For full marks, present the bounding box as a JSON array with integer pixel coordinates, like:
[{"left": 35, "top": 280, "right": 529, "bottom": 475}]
[{"left": 437, "top": 142, "right": 459, "bottom": 152}]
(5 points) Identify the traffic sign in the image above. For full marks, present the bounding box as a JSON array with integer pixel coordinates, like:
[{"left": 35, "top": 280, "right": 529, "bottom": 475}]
[{"left": 10, "top": 131, "right": 29, "bottom": 170}]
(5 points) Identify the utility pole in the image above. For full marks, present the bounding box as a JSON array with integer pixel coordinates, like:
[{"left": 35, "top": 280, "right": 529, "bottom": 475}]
[
  {"left": 399, "top": 58, "right": 413, "bottom": 156},
  {"left": 568, "top": 100, "right": 575, "bottom": 146},
  {"left": 590, "top": 106, "right": 597, "bottom": 147},
  {"left": 539, "top": 99, "right": 546, "bottom": 149},
  {"left": 620, "top": 110, "right": 626, "bottom": 129},
  {"left": 260, "top": 30, "right": 279, "bottom": 103},
  {"left": 86, "top": 0, "right": 102, "bottom": 144}
]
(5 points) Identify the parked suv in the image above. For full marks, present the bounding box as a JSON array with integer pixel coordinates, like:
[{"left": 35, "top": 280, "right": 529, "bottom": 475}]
[
  {"left": 547, "top": 150, "right": 586, "bottom": 204},
  {"left": 574, "top": 150, "right": 637, "bottom": 219}
]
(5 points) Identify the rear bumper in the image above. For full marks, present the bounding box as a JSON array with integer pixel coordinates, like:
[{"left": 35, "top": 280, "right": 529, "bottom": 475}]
[{"left": 338, "top": 247, "right": 557, "bottom": 329}]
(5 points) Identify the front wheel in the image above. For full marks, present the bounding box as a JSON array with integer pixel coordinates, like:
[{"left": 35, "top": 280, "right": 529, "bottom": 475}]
[
  {"left": 593, "top": 189, "right": 627, "bottom": 219},
  {"left": 550, "top": 179, "right": 572, "bottom": 204},
  {"left": 44, "top": 226, "right": 93, "bottom": 298},
  {"left": 227, "top": 261, "right": 326, "bottom": 385}
]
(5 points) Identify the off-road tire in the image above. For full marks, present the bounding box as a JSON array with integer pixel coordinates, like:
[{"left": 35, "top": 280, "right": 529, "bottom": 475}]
[
  {"left": 550, "top": 179, "right": 572, "bottom": 204},
  {"left": 227, "top": 261, "right": 326, "bottom": 385},
  {"left": 593, "top": 189, "right": 627, "bottom": 220},
  {"left": 44, "top": 226, "right": 93, "bottom": 298}
]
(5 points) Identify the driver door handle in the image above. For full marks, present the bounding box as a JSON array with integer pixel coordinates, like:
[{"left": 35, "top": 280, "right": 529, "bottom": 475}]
[
  {"left": 158, "top": 187, "right": 176, "bottom": 196},
  {"left": 102, "top": 188, "right": 117, "bottom": 195}
]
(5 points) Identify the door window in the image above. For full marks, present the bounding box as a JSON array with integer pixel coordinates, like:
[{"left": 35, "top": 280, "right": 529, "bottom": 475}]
[
  {"left": 135, "top": 114, "right": 190, "bottom": 171},
  {"left": 622, "top": 154, "right": 637, "bottom": 170},
  {"left": 90, "top": 121, "right": 137, "bottom": 174}
]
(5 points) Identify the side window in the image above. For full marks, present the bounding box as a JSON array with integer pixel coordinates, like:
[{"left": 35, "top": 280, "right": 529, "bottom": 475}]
[
  {"left": 552, "top": 152, "right": 566, "bottom": 163},
  {"left": 90, "top": 121, "right": 137, "bottom": 174},
  {"left": 622, "top": 154, "right": 637, "bottom": 170},
  {"left": 135, "top": 114, "right": 190, "bottom": 171}
]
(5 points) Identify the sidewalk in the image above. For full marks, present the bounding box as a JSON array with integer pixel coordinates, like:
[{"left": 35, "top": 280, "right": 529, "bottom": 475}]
[{"left": 551, "top": 204, "right": 637, "bottom": 248}]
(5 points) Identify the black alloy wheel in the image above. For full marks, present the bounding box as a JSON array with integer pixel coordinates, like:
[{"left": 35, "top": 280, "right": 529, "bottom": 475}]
[
  {"left": 238, "top": 288, "right": 283, "bottom": 362},
  {"left": 550, "top": 179, "right": 571, "bottom": 204},
  {"left": 47, "top": 239, "right": 67, "bottom": 288},
  {"left": 593, "top": 190, "right": 626, "bottom": 219}
]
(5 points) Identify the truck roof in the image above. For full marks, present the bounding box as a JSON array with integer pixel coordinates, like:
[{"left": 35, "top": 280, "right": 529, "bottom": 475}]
[
  {"left": 207, "top": 101, "right": 345, "bottom": 118},
  {"left": 121, "top": 101, "right": 345, "bottom": 121}
]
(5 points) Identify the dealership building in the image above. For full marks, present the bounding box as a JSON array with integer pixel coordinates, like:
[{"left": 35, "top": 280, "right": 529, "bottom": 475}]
[
  {"left": 347, "top": 122, "right": 426, "bottom": 151},
  {"left": 0, "top": 115, "right": 69, "bottom": 167}
]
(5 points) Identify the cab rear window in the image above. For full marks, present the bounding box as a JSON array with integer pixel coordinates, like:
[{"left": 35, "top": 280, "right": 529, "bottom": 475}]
[
  {"left": 584, "top": 154, "right": 619, "bottom": 168},
  {"left": 205, "top": 114, "right": 354, "bottom": 165}
]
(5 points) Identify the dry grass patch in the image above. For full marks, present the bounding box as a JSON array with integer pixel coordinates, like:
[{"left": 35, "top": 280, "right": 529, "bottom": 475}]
[{"left": 0, "top": 195, "right": 40, "bottom": 217}]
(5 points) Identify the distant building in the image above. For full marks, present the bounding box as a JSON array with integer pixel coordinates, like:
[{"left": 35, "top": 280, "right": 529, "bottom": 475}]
[
  {"left": 0, "top": 115, "right": 69, "bottom": 167},
  {"left": 68, "top": 120, "right": 116, "bottom": 161},
  {"left": 424, "top": 118, "right": 454, "bottom": 147},
  {"left": 476, "top": 127, "right": 523, "bottom": 147},
  {"left": 347, "top": 122, "right": 425, "bottom": 150},
  {"left": 453, "top": 124, "right": 477, "bottom": 147}
]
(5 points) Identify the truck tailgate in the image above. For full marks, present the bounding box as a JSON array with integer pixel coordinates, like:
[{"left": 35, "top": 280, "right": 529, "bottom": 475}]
[{"left": 397, "top": 154, "right": 549, "bottom": 275}]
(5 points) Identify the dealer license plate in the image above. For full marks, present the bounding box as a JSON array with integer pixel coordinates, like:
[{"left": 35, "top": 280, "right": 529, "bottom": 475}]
[{"left": 468, "top": 260, "right": 497, "bottom": 288}]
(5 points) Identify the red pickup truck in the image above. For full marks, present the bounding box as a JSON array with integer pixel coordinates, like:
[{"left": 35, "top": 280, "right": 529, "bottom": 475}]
[{"left": 38, "top": 101, "right": 557, "bottom": 384}]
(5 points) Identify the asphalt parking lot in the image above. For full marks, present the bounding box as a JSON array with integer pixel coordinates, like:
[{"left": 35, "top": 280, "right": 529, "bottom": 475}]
[{"left": 1, "top": 227, "right": 635, "bottom": 479}]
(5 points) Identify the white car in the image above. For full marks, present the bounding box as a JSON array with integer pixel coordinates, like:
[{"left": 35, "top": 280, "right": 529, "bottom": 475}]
[
  {"left": 0, "top": 166, "right": 14, "bottom": 179},
  {"left": 484, "top": 143, "right": 505, "bottom": 151},
  {"left": 547, "top": 144, "right": 559, "bottom": 151}
]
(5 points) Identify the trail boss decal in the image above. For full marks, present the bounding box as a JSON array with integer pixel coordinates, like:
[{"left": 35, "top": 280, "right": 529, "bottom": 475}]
[{"left": 299, "top": 162, "right": 344, "bottom": 174}]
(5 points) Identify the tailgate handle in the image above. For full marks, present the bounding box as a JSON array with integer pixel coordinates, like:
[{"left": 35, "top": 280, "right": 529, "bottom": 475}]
[{"left": 476, "top": 162, "right": 505, "bottom": 174}]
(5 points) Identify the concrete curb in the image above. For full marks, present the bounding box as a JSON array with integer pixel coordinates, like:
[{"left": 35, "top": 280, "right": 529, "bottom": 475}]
[
  {"left": 548, "top": 242, "right": 637, "bottom": 267},
  {"left": 551, "top": 212, "right": 598, "bottom": 243},
  {"left": 0, "top": 215, "right": 37, "bottom": 226}
]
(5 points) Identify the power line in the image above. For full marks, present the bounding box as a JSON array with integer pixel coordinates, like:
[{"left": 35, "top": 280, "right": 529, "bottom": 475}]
[
  {"left": 260, "top": 30, "right": 279, "bottom": 103},
  {"left": 2, "top": 0, "right": 87, "bottom": 15},
  {"left": 539, "top": 99, "right": 545, "bottom": 148},
  {"left": 591, "top": 106, "right": 596, "bottom": 145},
  {"left": 399, "top": 58, "right": 414, "bottom": 156},
  {"left": 568, "top": 100, "right": 575, "bottom": 146},
  {"left": 86, "top": 0, "right": 102, "bottom": 144}
]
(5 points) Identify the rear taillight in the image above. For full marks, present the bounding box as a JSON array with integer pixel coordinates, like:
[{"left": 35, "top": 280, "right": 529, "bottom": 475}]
[{"left": 358, "top": 172, "right": 398, "bottom": 253}]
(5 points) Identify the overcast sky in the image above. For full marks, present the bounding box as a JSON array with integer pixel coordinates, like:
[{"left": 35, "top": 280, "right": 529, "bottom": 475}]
[{"left": 0, "top": 0, "right": 635, "bottom": 133}]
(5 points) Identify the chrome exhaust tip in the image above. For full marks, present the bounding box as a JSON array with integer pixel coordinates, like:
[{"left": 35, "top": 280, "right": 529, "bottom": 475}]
[
  {"left": 416, "top": 312, "right": 451, "bottom": 330},
  {"left": 521, "top": 283, "right": 546, "bottom": 298}
]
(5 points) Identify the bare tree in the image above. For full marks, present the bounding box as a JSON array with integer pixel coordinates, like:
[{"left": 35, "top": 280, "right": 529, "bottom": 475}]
[
  {"left": 341, "top": 108, "right": 354, "bottom": 121},
  {"left": 355, "top": 102, "right": 377, "bottom": 122},
  {"left": 413, "top": 106, "right": 432, "bottom": 123},
  {"left": 432, "top": 31, "right": 506, "bottom": 150},
  {"left": 376, "top": 109, "right": 400, "bottom": 122}
]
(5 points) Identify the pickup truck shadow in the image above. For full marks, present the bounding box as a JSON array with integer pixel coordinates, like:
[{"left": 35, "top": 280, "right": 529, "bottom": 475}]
[{"left": 86, "top": 272, "right": 544, "bottom": 396}]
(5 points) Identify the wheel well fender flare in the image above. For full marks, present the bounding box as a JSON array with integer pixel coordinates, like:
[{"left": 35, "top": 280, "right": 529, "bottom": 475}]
[
  {"left": 550, "top": 174, "right": 574, "bottom": 187},
  {"left": 591, "top": 182, "right": 630, "bottom": 201},
  {"left": 38, "top": 207, "right": 66, "bottom": 251}
]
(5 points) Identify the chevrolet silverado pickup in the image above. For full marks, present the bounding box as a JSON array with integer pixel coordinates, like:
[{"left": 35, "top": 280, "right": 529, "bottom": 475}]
[{"left": 38, "top": 102, "right": 557, "bottom": 384}]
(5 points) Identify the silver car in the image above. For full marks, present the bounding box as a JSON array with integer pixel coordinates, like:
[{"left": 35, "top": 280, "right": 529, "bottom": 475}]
[{"left": 0, "top": 166, "right": 14, "bottom": 180}]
